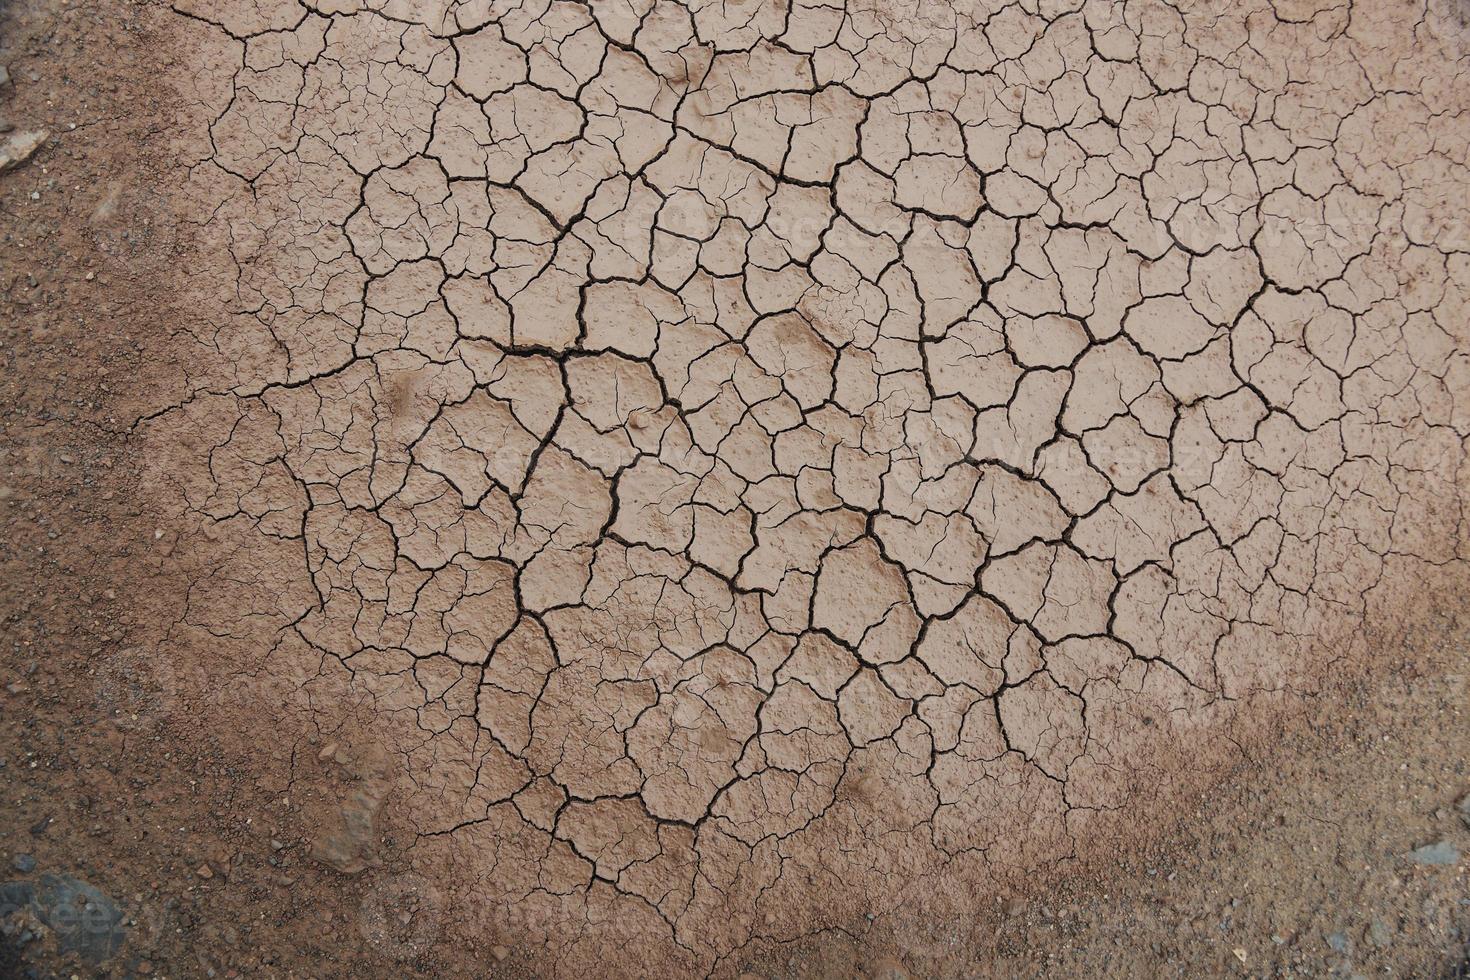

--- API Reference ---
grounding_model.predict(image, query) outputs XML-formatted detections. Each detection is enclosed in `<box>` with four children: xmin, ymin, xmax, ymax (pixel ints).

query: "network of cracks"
<box><xmin>145</xmin><ymin>0</ymin><xmax>1470</xmax><ymax>971</ymax></box>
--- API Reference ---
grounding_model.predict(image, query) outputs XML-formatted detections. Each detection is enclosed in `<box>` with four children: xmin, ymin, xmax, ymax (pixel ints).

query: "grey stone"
<box><xmin>1407</xmin><ymin>840</ymin><xmax>1460</xmax><ymax>866</ymax></box>
<box><xmin>0</xmin><ymin>874</ymin><xmax>125</xmax><ymax>962</ymax></box>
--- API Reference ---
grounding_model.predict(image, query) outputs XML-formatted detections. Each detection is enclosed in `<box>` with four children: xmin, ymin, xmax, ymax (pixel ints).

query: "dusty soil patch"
<box><xmin>1</xmin><ymin>0</ymin><xmax>1468</xmax><ymax>976</ymax></box>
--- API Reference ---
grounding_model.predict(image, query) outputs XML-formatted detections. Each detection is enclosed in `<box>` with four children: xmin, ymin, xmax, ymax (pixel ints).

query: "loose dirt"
<box><xmin>1</xmin><ymin>0</ymin><xmax>1468</xmax><ymax>976</ymax></box>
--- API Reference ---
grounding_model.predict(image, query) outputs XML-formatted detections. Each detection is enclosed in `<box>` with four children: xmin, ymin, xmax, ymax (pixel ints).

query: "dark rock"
<box><xmin>0</xmin><ymin>874</ymin><xmax>125</xmax><ymax>963</ymax></box>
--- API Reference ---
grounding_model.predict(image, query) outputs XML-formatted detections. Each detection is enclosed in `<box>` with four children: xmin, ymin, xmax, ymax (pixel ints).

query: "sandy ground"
<box><xmin>1</xmin><ymin>0</ymin><xmax>1469</xmax><ymax>976</ymax></box>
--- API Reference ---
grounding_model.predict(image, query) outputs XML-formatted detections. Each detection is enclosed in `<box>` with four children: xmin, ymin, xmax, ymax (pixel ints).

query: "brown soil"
<box><xmin>1</xmin><ymin>0</ymin><xmax>1468</xmax><ymax>977</ymax></box>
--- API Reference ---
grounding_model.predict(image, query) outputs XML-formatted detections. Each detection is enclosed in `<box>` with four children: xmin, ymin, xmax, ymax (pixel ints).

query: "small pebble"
<box><xmin>1408</xmin><ymin>840</ymin><xmax>1460</xmax><ymax>866</ymax></box>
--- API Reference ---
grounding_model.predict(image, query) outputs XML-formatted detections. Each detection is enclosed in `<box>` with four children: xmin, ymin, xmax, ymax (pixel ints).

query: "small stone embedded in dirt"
<box><xmin>0</xmin><ymin>129</ymin><xmax>47</xmax><ymax>174</ymax></box>
<box><xmin>196</xmin><ymin>863</ymin><xmax>213</xmax><ymax>879</ymax></box>
<box><xmin>491</xmin><ymin>945</ymin><xmax>509</xmax><ymax>962</ymax></box>
<box><xmin>28</xmin><ymin>815</ymin><xmax>51</xmax><ymax>836</ymax></box>
<box><xmin>866</xmin><ymin>956</ymin><xmax>912</xmax><ymax>980</ymax></box>
<box><xmin>310</xmin><ymin>785</ymin><xmax>386</xmax><ymax>874</ymax></box>
<box><xmin>11</xmin><ymin>854</ymin><xmax>36</xmax><ymax>873</ymax></box>
<box><xmin>1457</xmin><ymin>792</ymin><xmax>1470</xmax><ymax>829</ymax></box>
<box><xmin>1326</xmin><ymin>931</ymin><xmax>1350</xmax><ymax>953</ymax></box>
<box><xmin>1406</xmin><ymin>840</ymin><xmax>1459</xmax><ymax>866</ymax></box>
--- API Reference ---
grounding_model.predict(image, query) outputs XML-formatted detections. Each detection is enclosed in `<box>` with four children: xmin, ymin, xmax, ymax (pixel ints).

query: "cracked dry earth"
<box><xmin>7</xmin><ymin>0</ymin><xmax>1470</xmax><ymax>975</ymax></box>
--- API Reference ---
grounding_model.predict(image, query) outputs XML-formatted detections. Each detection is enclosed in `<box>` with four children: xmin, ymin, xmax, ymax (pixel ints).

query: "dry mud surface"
<box><xmin>3</xmin><ymin>0</ymin><xmax>1470</xmax><ymax>976</ymax></box>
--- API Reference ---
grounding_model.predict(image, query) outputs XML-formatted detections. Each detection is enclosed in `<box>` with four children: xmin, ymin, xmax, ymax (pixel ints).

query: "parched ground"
<box><xmin>2</xmin><ymin>0</ymin><xmax>1470</xmax><ymax>976</ymax></box>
